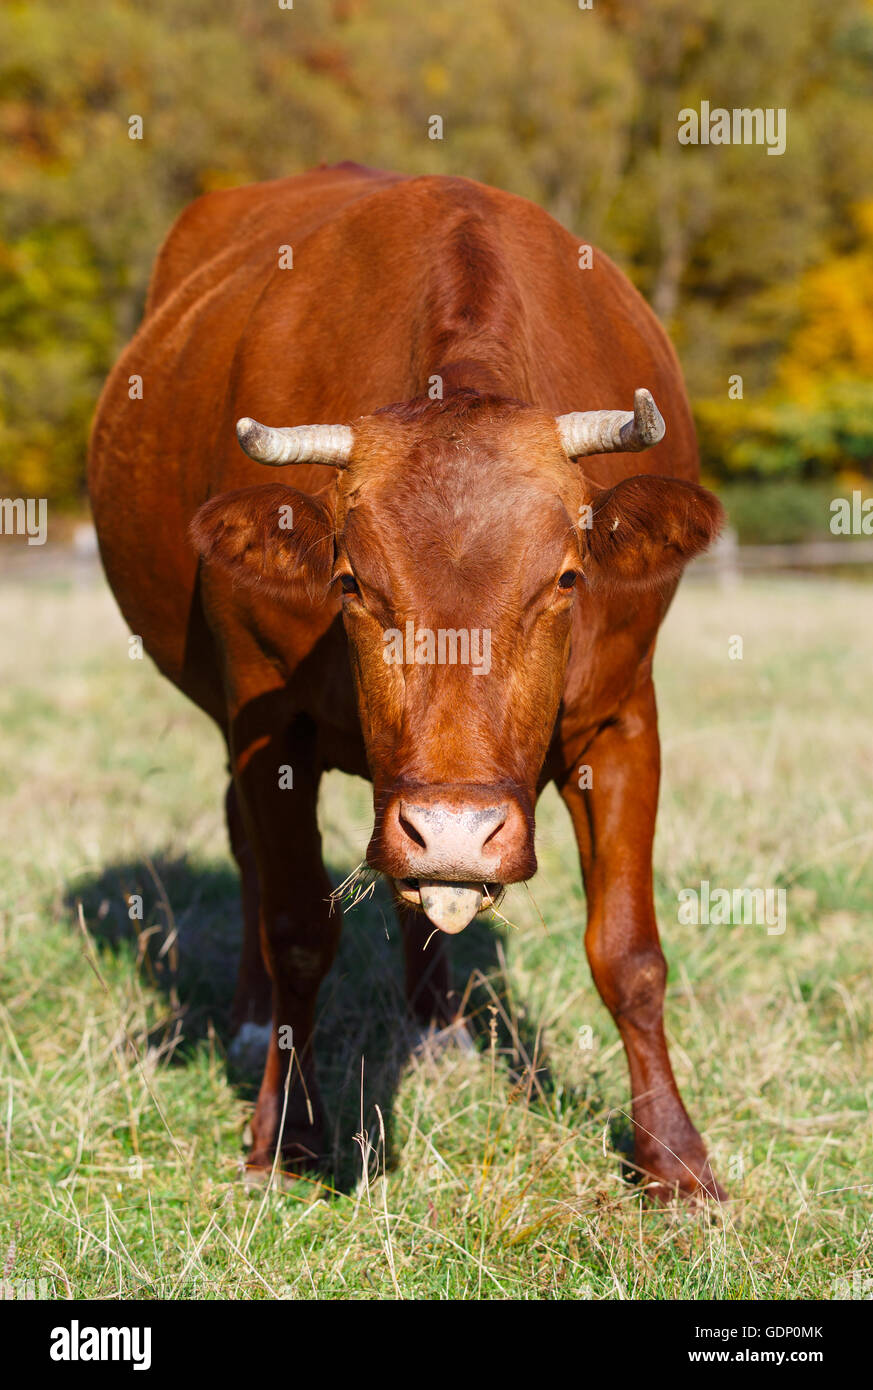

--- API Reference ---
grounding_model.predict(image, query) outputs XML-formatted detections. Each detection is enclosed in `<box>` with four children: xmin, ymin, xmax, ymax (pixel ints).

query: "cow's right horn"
<box><xmin>236</xmin><ymin>417</ymin><xmax>354</xmax><ymax>467</ymax></box>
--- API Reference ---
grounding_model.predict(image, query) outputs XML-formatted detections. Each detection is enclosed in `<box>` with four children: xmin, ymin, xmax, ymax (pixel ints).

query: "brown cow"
<box><xmin>88</xmin><ymin>162</ymin><xmax>725</xmax><ymax>1200</ymax></box>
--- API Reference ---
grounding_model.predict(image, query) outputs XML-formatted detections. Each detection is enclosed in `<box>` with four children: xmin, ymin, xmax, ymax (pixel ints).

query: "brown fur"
<box><xmin>89</xmin><ymin>164</ymin><xmax>725</xmax><ymax>1199</ymax></box>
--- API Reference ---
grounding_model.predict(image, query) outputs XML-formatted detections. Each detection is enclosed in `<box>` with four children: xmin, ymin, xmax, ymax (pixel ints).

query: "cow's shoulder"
<box><xmin>144</xmin><ymin>164</ymin><xmax>405</xmax><ymax>316</ymax></box>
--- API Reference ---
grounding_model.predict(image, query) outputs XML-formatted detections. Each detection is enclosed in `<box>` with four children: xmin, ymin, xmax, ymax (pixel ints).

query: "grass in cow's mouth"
<box><xmin>328</xmin><ymin>861</ymin><xmax>380</xmax><ymax>914</ymax></box>
<box><xmin>1</xmin><ymin>568</ymin><xmax>871</xmax><ymax>1300</ymax></box>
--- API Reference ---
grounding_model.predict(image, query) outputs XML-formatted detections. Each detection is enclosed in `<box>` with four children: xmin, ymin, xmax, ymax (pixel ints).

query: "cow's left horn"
<box><xmin>236</xmin><ymin>417</ymin><xmax>354</xmax><ymax>467</ymax></box>
<box><xmin>556</xmin><ymin>388</ymin><xmax>666</xmax><ymax>458</ymax></box>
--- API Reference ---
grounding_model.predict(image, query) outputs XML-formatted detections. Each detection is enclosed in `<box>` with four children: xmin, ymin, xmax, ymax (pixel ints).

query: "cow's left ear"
<box><xmin>580</xmin><ymin>475</ymin><xmax>724</xmax><ymax>591</ymax></box>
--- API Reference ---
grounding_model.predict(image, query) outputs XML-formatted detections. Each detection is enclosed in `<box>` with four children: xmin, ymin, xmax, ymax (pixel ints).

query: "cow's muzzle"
<box><xmin>369</xmin><ymin>784</ymin><xmax>536</xmax><ymax>933</ymax></box>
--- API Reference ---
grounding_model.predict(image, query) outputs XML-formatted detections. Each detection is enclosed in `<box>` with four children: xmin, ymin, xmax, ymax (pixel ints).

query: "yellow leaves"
<box><xmin>854</xmin><ymin>200</ymin><xmax>873</xmax><ymax>241</ymax></box>
<box><xmin>421</xmin><ymin>62</ymin><xmax>449</xmax><ymax>96</ymax></box>
<box><xmin>14</xmin><ymin>446</ymin><xmax>52</xmax><ymax>498</ymax></box>
<box><xmin>778</xmin><ymin>200</ymin><xmax>873</xmax><ymax>398</ymax></box>
<box><xmin>198</xmin><ymin>168</ymin><xmax>252</xmax><ymax>194</ymax></box>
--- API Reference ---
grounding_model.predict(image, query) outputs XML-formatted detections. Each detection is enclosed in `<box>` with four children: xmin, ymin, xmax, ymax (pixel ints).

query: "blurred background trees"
<box><xmin>1</xmin><ymin>0</ymin><xmax>872</xmax><ymax>532</ymax></box>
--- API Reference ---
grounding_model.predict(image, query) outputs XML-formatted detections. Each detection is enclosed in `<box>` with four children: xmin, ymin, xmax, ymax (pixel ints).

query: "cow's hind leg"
<box><xmin>559</xmin><ymin>679</ymin><xmax>725</xmax><ymax>1202</ymax></box>
<box><xmin>230</xmin><ymin>709</ymin><xmax>341</xmax><ymax>1173</ymax></box>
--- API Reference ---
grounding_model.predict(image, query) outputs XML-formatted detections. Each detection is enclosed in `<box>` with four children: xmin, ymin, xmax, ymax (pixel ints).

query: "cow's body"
<box><xmin>89</xmin><ymin>163</ymin><xmax>723</xmax><ymax>1199</ymax></box>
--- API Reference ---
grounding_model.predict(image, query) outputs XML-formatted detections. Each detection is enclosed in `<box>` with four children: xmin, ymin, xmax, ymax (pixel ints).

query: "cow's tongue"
<box><xmin>418</xmin><ymin>881</ymin><xmax>484</xmax><ymax>934</ymax></box>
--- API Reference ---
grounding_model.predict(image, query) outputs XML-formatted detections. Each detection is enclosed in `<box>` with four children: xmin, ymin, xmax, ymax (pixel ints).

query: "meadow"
<box><xmin>1</xmin><ymin>563</ymin><xmax>871</xmax><ymax>1300</ymax></box>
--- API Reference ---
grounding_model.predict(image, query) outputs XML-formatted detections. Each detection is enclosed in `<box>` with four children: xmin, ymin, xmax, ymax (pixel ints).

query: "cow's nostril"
<box><xmin>481</xmin><ymin>815</ymin><xmax>507</xmax><ymax>848</ymax></box>
<box><xmin>398</xmin><ymin>812</ymin><xmax>427</xmax><ymax>850</ymax></box>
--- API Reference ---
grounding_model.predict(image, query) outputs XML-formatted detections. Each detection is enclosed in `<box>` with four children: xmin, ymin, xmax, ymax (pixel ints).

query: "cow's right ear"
<box><xmin>190</xmin><ymin>484</ymin><xmax>335</xmax><ymax>602</ymax></box>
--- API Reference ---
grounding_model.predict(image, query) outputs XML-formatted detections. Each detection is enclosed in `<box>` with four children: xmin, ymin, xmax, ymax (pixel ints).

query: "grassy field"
<box><xmin>1</xmin><ymin>563</ymin><xmax>871</xmax><ymax>1301</ymax></box>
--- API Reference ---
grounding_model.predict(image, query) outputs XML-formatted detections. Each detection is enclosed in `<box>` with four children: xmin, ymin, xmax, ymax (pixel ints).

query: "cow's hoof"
<box><xmin>242</xmin><ymin>1158</ymin><xmax>326</xmax><ymax>1194</ymax></box>
<box><xmin>227</xmin><ymin>1020</ymin><xmax>272</xmax><ymax>1074</ymax></box>
<box><xmin>639</xmin><ymin>1159</ymin><xmax>727</xmax><ymax>1206</ymax></box>
<box><xmin>244</xmin><ymin>1137</ymin><xmax>324</xmax><ymax>1184</ymax></box>
<box><xmin>411</xmin><ymin>1017</ymin><xmax>477</xmax><ymax>1058</ymax></box>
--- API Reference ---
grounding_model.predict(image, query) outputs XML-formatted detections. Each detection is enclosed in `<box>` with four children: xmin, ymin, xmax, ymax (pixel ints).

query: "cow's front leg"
<box><xmin>398</xmin><ymin>903</ymin><xmax>453</xmax><ymax>1027</ymax></box>
<box><xmin>231</xmin><ymin>713</ymin><xmax>341</xmax><ymax>1173</ymax></box>
<box><xmin>559</xmin><ymin>680</ymin><xmax>724</xmax><ymax>1202</ymax></box>
<box><xmin>225</xmin><ymin>778</ymin><xmax>272</xmax><ymax>1045</ymax></box>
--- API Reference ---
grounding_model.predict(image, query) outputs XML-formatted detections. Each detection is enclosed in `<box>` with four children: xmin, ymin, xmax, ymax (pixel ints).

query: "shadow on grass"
<box><xmin>63</xmin><ymin>852</ymin><xmax>559</xmax><ymax>1191</ymax></box>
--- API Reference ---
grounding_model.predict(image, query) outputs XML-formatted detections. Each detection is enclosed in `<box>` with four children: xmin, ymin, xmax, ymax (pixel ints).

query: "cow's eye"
<box><xmin>557</xmin><ymin>570</ymin><xmax>577</xmax><ymax>592</ymax></box>
<box><xmin>339</xmin><ymin>573</ymin><xmax>360</xmax><ymax>596</ymax></box>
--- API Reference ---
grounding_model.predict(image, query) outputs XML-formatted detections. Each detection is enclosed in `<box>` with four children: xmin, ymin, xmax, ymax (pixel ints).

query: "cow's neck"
<box><xmin>417</xmin><ymin>214</ymin><xmax>532</xmax><ymax>401</ymax></box>
<box><xmin>426</xmin><ymin>350</ymin><xmax>532</xmax><ymax>402</ymax></box>
<box><xmin>434</xmin><ymin>357</ymin><xmax>510</xmax><ymax>396</ymax></box>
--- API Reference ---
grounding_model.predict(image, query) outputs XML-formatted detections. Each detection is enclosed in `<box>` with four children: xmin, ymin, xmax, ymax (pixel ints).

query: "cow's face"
<box><xmin>193</xmin><ymin>391</ymin><xmax>722</xmax><ymax>933</ymax></box>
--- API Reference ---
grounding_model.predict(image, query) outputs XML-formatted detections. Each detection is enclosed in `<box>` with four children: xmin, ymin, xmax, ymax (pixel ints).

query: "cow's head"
<box><xmin>192</xmin><ymin>389</ymin><xmax>722</xmax><ymax>933</ymax></box>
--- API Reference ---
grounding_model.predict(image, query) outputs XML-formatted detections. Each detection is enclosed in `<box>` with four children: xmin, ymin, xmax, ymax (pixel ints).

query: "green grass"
<box><xmin>1</xmin><ymin>568</ymin><xmax>871</xmax><ymax>1300</ymax></box>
